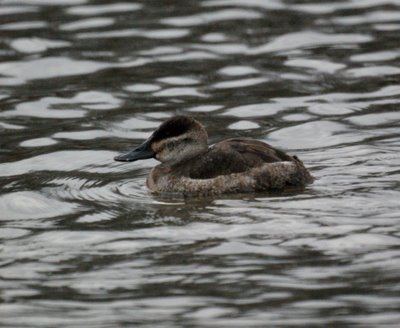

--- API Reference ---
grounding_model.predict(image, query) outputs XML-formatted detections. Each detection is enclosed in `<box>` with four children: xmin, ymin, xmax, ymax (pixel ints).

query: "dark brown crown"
<box><xmin>151</xmin><ymin>116</ymin><xmax>197</xmax><ymax>142</ymax></box>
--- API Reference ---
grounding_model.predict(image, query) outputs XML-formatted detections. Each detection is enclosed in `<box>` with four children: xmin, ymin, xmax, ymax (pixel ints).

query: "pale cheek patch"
<box><xmin>151</xmin><ymin>140</ymin><xmax>163</xmax><ymax>153</ymax></box>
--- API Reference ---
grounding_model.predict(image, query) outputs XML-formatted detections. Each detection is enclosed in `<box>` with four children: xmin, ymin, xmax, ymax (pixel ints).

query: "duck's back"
<box><xmin>179</xmin><ymin>138</ymin><xmax>299</xmax><ymax>179</ymax></box>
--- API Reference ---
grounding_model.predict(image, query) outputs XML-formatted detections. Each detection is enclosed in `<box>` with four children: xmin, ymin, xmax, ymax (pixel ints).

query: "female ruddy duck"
<box><xmin>114</xmin><ymin>116</ymin><xmax>313</xmax><ymax>195</ymax></box>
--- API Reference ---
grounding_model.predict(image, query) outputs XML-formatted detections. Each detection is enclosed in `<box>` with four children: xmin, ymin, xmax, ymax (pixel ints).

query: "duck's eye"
<box><xmin>182</xmin><ymin>137</ymin><xmax>191</xmax><ymax>143</ymax></box>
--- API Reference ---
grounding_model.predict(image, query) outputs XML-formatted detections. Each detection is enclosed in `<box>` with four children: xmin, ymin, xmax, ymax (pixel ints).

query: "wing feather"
<box><xmin>184</xmin><ymin>138</ymin><xmax>296</xmax><ymax>179</ymax></box>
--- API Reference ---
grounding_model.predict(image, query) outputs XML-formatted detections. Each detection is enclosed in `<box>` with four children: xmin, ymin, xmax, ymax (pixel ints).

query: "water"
<box><xmin>1</xmin><ymin>0</ymin><xmax>400</xmax><ymax>327</ymax></box>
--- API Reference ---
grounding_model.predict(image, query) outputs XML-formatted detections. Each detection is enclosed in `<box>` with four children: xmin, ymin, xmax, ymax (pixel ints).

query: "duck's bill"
<box><xmin>114</xmin><ymin>140</ymin><xmax>155</xmax><ymax>162</ymax></box>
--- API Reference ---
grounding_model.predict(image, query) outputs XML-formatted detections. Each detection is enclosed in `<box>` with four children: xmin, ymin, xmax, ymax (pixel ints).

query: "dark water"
<box><xmin>1</xmin><ymin>0</ymin><xmax>400</xmax><ymax>327</ymax></box>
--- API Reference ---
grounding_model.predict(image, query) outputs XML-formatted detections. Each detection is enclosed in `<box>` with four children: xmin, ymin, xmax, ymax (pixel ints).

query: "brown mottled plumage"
<box><xmin>114</xmin><ymin>116</ymin><xmax>313</xmax><ymax>195</ymax></box>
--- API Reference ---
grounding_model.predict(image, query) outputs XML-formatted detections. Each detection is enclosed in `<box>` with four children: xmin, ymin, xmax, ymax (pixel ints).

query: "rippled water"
<box><xmin>1</xmin><ymin>0</ymin><xmax>400</xmax><ymax>327</ymax></box>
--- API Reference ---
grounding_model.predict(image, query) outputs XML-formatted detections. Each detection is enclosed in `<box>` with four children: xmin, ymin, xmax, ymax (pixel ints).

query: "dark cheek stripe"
<box><xmin>151</xmin><ymin>117</ymin><xmax>193</xmax><ymax>142</ymax></box>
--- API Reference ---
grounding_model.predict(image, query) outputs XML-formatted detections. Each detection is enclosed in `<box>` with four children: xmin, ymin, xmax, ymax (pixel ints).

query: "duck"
<box><xmin>114</xmin><ymin>115</ymin><xmax>313</xmax><ymax>195</ymax></box>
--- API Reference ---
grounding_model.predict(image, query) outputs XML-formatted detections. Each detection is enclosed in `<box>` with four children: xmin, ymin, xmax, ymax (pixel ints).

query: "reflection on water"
<box><xmin>1</xmin><ymin>0</ymin><xmax>400</xmax><ymax>327</ymax></box>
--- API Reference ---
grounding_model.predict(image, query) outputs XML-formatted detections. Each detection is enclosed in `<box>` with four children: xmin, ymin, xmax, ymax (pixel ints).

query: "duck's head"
<box><xmin>114</xmin><ymin>115</ymin><xmax>208</xmax><ymax>165</ymax></box>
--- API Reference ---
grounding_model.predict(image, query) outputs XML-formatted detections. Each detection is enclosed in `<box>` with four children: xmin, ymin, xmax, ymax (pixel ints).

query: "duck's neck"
<box><xmin>169</xmin><ymin>145</ymin><xmax>208</xmax><ymax>167</ymax></box>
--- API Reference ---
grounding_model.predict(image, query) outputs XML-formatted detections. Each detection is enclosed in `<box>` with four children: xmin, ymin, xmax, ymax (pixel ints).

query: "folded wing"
<box><xmin>186</xmin><ymin>138</ymin><xmax>297</xmax><ymax>179</ymax></box>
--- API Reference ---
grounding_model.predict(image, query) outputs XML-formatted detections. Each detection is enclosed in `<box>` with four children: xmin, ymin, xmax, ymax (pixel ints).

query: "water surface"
<box><xmin>1</xmin><ymin>0</ymin><xmax>400</xmax><ymax>327</ymax></box>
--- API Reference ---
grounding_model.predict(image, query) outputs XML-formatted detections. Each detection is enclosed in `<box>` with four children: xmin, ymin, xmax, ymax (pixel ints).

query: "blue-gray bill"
<box><xmin>114</xmin><ymin>139</ymin><xmax>155</xmax><ymax>162</ymax></box>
